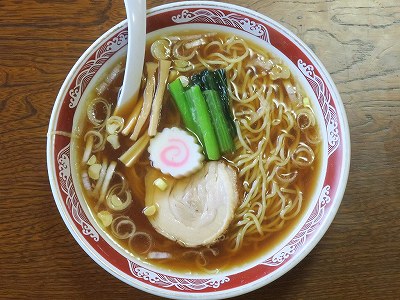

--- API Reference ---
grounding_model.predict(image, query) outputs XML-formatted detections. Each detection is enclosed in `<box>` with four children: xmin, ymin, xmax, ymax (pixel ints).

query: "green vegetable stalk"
<box><xmin>185</xmin><ymin>85</ymin><xmax>220</xmax><ymax>160</ymax></box>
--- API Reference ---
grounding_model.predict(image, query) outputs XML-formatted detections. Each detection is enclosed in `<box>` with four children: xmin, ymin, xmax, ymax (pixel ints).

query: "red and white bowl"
<box><xmin>47</xmin><ymin>1</ymin><xmax>350</xmax><ymax>299</ymax></box>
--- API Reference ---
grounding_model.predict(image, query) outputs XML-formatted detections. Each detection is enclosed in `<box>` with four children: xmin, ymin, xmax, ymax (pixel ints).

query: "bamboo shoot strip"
<box><xmin>121</xmin><ymin>96</ymin><xmax>144</xmax><ymax>136</ymax></box>
<box><xmin>119</xmin><ymin>134</ymin><xmax>151</xmax><ymax>167</ymax></box>
<box><xmin>185</xmin><ymin>85</ymin><xmax>220</xmax><ymax>160</ymax></box>
<box><xmin>148</xmin><ymin>60</ymin><xmax>172</xmax><ymax>137</ymax></box>
<box><xmin>130</xmin><ymin>62</ymin><xmax>158</xmax><ymax>141</ymax></box>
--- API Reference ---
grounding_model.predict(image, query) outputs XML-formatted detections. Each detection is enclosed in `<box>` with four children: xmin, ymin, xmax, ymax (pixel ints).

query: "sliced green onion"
<box><xmin>154</xmin><ymin>178</ymin><xmax>168</xmax><ymax>191</ymax></box>
<box><xmin>303</xmin><ymin>97</ymin><xmax>311</xmax><ymax>107</ymax></box>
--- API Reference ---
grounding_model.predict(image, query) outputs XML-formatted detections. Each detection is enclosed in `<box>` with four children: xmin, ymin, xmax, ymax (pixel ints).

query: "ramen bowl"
<box><xmin>47</xmin><ymin>1</ymin><xmax>350</xmax><ymax>299</ymax></box>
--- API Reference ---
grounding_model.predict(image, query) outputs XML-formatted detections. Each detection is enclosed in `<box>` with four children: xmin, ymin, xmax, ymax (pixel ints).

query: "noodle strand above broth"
<box><xmin>74</xmin><ymin>31</ymin><xmax>321</xmax><ymax>273</ymax></box>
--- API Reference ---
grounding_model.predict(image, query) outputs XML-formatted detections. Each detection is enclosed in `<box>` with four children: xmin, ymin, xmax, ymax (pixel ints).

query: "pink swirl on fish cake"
<box><xmin>160</xmin><ymin>138</ymin><xmax>190</xmax><ymax>168</ymax></box>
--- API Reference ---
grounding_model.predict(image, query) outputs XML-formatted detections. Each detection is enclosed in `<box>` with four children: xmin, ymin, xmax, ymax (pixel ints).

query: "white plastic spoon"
<box><xmin>114</xmin><ymin>0</ymin><xmax>146</xmax><ymax>117</ymax></box>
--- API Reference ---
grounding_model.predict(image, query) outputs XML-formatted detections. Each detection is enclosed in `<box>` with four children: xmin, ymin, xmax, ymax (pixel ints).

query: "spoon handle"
<box><xmin>115</xmin><ymin>0</ymin><xmax>146</xmax><ymax>117</ymax></box>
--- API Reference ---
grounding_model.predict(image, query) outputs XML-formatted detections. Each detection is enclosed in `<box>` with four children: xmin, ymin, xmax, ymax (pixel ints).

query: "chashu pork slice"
<box><xmin>144</xmin><ymin>161</ymin><xmax>239</xmax><ymax>247</ymax></box>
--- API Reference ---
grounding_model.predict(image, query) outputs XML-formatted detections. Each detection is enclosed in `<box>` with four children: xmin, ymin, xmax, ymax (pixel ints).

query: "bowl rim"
<box><xmin>47</xmin><ymin>1</ymin><xmax>351</xmax><ymax>299</ymax></box>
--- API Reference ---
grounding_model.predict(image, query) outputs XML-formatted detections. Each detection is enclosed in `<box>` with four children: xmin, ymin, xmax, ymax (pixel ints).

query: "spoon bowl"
<box><xmin>114</xmin><ymin>0</ymin><xmax>146</xmax><ymax>116</ymax></box>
